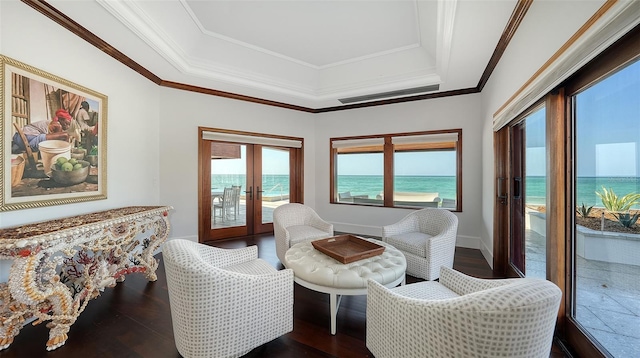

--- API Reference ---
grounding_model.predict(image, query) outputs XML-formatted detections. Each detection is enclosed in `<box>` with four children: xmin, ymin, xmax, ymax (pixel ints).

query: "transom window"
<box><xmin>330</xmin><ymin>129</ymin><xmax>462</xmax><ymax>211</ymax></box>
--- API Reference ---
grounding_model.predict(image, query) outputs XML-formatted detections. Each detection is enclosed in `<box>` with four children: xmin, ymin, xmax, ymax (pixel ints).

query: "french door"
<box><xmin>198</xmin><ymin>128</ymin><xmax>303</xmax><ymax>241</ymax></box>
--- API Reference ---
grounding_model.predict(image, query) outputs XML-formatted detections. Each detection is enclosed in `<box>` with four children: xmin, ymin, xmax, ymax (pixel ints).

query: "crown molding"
<box><xmin>22</xmin><ymin>0</ymin><xmax>530</xmax><ymax>113</ymax></box>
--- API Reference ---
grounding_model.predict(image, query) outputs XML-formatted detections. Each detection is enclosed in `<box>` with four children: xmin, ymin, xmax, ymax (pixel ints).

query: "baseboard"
<box><xmin>455</xmin><ymin>235</ymin><xmax>480</xmax><ymax>249</ymax></box>
<box><xmin>333</xmin><ymin>222</ymin><xmax>383</xmax><ymax>238</ymax></box>
<box><xmin>480</xmin><ymin>239</ymin><xmax>494</xmax><ymax>269</ymax></box>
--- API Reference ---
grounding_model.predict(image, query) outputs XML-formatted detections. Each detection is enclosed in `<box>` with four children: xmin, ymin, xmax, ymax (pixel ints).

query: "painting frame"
<box><xmin>1</xmin><ymin>55</ymin><xmax>107</xmax><ymax>211</ymax></box>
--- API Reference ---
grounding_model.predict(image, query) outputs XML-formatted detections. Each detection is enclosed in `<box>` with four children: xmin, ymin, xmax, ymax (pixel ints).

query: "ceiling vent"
<box><xmin>338</xmin><ymin>84</ymin><xmax>440</xmax><ymax>104</ymax></box>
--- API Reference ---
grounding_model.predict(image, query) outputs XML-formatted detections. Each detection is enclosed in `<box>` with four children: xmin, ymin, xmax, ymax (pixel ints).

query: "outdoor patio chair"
<box><xmin>273</xmin><ymin>203</ymin><xmax>334</xmax><ymax>264</ymax></box>
<box><xmin>162</xmin><ymin>239</ymin><xmax>294</xmax><ymax>358</ymax></box>
<box><xmin>366</xmin><ymin>266</ymin><xmax>562</xmax><ymax>358</ymax></box>
<box><xmin>213</xmin><ymin>187</ymin><xmax>234</xmax><ymax>223</ymax></box>
<box><xmin>382</xmin><ymin>208</ymin><xmax>458</xmax><ymax>280</ymax></box>
<box><xmin>231</xmin><ymin>185</ymin><xmax>242</xmax><ymax>217</ymax></box>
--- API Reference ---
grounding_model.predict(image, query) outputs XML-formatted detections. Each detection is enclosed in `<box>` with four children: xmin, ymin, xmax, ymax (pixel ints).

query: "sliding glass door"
<box><xmin>495</xmin><ymin>27</ymin><xmax>640</xmax><ymax>357</ymax></box>
<box><xmin>497</xmin><ymin>105</ymin><xmax>548</xmax><ymax>279</ymax></box>
<box><xmin>569</xmin><ymin>58</ymin><xmax>640</xmax><ymax>358</ymax></box>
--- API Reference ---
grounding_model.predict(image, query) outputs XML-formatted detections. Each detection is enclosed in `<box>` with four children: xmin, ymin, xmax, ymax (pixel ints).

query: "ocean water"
<box><xmin>212</xmin><ymin>174</ymin><xmax>458</xmax><ymax>200</ymax></box>
<box><xmin>213</xmin><ymin>174</ymin><xmax>640</xmax><ymax>207</ymax></box>
<box><xmin>337</xmin><ymin>175</ymin><xmax>457</xmax><ymax>200</ymax></box>
<box><xmin>527</xmin><ymin>176</ymin><xmax>640</xmax><ymax>208</ymax></box>
<box><xmin>211</xmin><ymin>174</ymin><xmax>290</xmax><ymax>198</ymax></box>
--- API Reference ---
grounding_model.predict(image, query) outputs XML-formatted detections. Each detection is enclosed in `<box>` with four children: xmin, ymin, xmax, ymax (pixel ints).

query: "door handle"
<box><xmin>257</xmin><ymin>186</ymin><xmax>265</xmax><ymax>200</ymax></box>
<box><xmin>513</xmin><ymin>177</ymin><xmax>522</xmax><ymax>199</ymax></box>
<box><xmin>245</xmin><ymin>186</ymin><xmax>253</xmax><ymax>200</ymax></box>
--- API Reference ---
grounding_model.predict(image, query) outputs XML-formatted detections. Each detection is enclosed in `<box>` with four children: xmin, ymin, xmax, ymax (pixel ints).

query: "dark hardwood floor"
<box><xmin>2</xmin><ymin>234</ymin><xmax>568</xmax><ymax>357</ymax></box>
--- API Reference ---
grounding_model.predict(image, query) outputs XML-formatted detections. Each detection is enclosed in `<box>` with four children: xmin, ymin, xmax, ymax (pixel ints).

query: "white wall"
<box><xmin>479</xmin><ymin>0</ymin><xmax>606</xmax><ymax>266</ymax></box>
<box><xmin>314</xmin><ymin>94</ymin><xmax>484</xmax><ymax>249</ymax></box>
<box><xmin>158</xmin><ymin>88</ymin><xmax>315</xmax><ymax>240</ymax></box>
<box><xmin>0</xmin><ymin>1</ymin><xmax>161</xmax><ymax>279</ymax></box>
<box><xmin>0</xmin><ymin>1</ymin><xmax>162</xmax><ymax>224</ymax></box>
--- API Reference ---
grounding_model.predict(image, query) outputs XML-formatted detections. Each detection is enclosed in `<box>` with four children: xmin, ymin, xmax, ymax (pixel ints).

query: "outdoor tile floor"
<box><xmin>527</xmin><ymin>229</ymin><xmax>640</xmax><ymax>357</ymax></box>
<box><xmin>211</xmin><ymin>199</ymin><xmax>279</xmax><ymax>229</ymax></box>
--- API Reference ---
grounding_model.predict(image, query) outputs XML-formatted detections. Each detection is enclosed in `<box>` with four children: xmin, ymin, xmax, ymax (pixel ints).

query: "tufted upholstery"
<box><xmin>367</xmin><ymin>266</ymin><xmax>562</xmax><ymax>358</ymax></box>
<box><xmin>162</xmin><ymin>239</ymin><xmax>294</xmax><ymax>358</ymax></box>
<box><xmin>273</xmin><ymin>203</ymin><xmax>334</xmax><ymax>264</ymax></box>
<box><xmin>284</xmin><ymin>238</ymin><xmax>406</xmax><ymax>288</ymax></box>
<box><xmin>382</xmin><ymin>208</ymin><xmax>458</xmax><ymax>280</ymax></box>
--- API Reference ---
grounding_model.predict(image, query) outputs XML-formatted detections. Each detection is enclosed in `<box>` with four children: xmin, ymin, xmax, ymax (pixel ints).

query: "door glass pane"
<box><xmin>574</xmin><ymin>59</ymin><xmax>640</xmax><ymax>357</ymax></box>
<box><xmin>524</xmin><ymin>108</ymin><xmax>547</xmax><ymax>279</ymax></box>
<box><xmin>261</xmin><ymin>147</ymin><xmax>290</xmax><ymax>224</ymax></box>
<box><xmin>211</xmin><ymin>143</ymin><xmax>246</xmax><ymax>229</ymax></box>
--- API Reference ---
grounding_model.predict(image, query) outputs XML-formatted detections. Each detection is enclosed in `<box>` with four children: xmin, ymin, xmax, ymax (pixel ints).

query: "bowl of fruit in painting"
<box><xmin>51</xmin><ymin>157</ymin><xmax>89</xmax><ymax>185</ymax></box>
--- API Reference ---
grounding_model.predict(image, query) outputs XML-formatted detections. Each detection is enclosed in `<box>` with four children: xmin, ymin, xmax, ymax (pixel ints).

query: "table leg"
<box><xmin>330</xmin><ymin>293</ymin><xmax>343</xmax><ymax>335</ymax></box>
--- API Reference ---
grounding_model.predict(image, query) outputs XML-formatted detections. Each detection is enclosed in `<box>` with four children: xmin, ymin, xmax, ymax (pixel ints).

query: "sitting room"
<box><xmin>1</xmin><ymin>1</ymin><xmax>638</xmax><ymax>357</ymax></box>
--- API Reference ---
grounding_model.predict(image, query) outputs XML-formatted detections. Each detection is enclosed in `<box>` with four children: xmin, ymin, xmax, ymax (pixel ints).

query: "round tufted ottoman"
<box><xmin>284</xmin><ymin>237</ymin><xmax>406</xmax><ymax>334</ymax></box>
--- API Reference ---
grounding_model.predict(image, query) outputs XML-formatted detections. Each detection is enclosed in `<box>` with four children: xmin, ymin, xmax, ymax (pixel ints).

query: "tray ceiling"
<box><xmin>46</xmin><ymin>0</ymin><xmax>518</xmax><ymax>109</ymax></box>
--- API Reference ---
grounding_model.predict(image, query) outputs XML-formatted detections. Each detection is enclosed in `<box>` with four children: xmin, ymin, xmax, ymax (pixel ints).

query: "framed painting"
<box><xmin>1</xmin><ymin>55</ymin><xmax>107</xmax><ymax>211</ymax></box>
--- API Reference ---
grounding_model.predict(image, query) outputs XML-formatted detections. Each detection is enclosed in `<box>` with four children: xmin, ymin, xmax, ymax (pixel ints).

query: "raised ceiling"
<box><xmin>45</xmin><ymin>0</ymin><xmax>519</xmax><ymax>110</ymax></box>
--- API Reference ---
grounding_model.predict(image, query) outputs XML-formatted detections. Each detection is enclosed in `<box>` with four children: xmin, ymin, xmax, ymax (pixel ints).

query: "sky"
<box><xmin>526</xmin><ymin>59</ymin><xmax>639</xmax><ymax>177</ymax></box>
<box><xmin>337</xmin><ymin>151</ymin><xmax>457</xmax><ymax>176</ymax></box>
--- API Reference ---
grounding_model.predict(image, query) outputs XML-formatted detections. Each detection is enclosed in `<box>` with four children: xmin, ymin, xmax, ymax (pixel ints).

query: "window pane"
<box><xmin>393</xmin><ymin>150</ymin><xmax>457</xmax><ymax>208</ymax></box>
<box><xmin>336</xmin><ymin>152</ymin><xmax>383</xmax><ymax>205</ymax></box>
<box><xmin>574</xmin><ymin>59</ymin><xmax>640</xmax><ymax>357</ymax></box>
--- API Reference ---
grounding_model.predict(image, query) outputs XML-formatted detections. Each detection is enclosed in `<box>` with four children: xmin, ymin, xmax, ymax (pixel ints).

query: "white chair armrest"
<box><xmin>423</xmin><ymin>231</ymin><xmax>457</xmax><ymax>276</ymax></box>
<box><xmin>305</xmin><ymin>209</ymin><xmax>333</xmax><ymax>234</ymax></box>
<box><xmin>439</xmin><ymin>266</ymin><xmax>520</xmax><ymax>295</ymax></box>
<box><xmin>309</xmin><ymin>215</ymin><xmax>333</xmax><ymax>234</ymax></box>
<box><xmin>367</xmin><ymin>279</ymin><xmax>444</xmax><ymax>357</ymax></box>
<box><xmin>274</xmin><ymin>221</ymin><xmax>292</xmax><ymax>263</ymax></box>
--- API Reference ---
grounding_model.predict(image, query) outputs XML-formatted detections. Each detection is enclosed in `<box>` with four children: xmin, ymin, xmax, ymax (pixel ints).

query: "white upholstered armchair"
<box><xmin>273</xmin><ymin>203</ymin><xmax>334</xmax><ymax>264</ymax></box>
<box><xmin>367</xmin><ymin>267</ymin><xmax>562</xmax><ymax>358</ymax></box>
<box><xmin>162</xmin><ymin>239</ymin><xmax>293</xmax><ymax>358</ymax></box>
<box><xmin>382</xmin><ymin>208</ymin><xmax>458</xmax><ymax>280</ymax></box>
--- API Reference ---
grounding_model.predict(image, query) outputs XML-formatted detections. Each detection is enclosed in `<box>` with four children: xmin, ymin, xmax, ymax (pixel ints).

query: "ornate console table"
<box><xmin>0</xmin><ymin>205</ymin><xmax>172</xmax><ymax>351</ymax></box>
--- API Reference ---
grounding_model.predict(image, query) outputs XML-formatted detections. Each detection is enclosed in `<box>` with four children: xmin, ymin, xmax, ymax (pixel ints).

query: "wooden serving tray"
<box><xmin>311</xmin><ymin>234</ymin><xmax>385</xmax><ymax>264</ymax></box>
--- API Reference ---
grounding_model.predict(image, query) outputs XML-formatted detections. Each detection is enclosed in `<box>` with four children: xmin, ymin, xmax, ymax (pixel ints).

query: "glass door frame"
<box><xmin>494</xmin><ymin>26</ymin><xmax>640</xmax><ymax>357</ymax></box>
<box><xmin>198</xmin><ymin>127</ymin><xmax>304</xmax><ymax>242</ymax></box>
<box><xmin>495</xmin><ymin>100</ymin><xmax>548</xmax><ymax>279</ymax></box>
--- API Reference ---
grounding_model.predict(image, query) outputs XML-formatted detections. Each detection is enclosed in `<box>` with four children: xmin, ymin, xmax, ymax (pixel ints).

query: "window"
<box><xmin>330</xmin><ymin>129</ymin><xmax>462</xmax><ymax>211</ymax></box>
